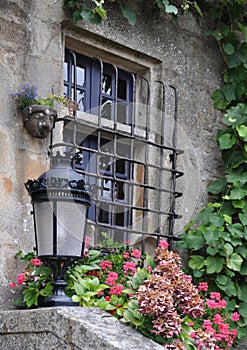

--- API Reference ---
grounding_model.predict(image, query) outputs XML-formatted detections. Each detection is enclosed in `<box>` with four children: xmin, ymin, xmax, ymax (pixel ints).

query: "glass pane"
<box><xmin>77</xmin><ymin>90</ymin><xmax>85</xmax><ymax>111</ymax></box>
<box><xmin>115</xmin><ymin>181</ymin><xmax>126</xmax><ymax>200</ymax></box>
<box><xmin>57</xmin><ymin>201</ymin><xmax>87</xmax><ymax>257</ymax></box>
<box><xmin>118</xmin><ymin>78</ymin><xmax>127</xmax><ymax>99</ymax></box>
<box><xmin>64</xmin><ymin>62</ymin><xmax>68</xmax><ymax>81</ymax></box>
<box><xmin>101</xmin><ymin>98</ymin><xmax>112</xmax><ymax>119</ymax></box>
<box><xmin>34</xmin><ymin>202</ymin><xmax>53</xmax><ymax>256</ymax></box>
<box><xmin>102</xmin><ymin>73</ymin><xmax>112</xmax><ymax>95</ymax></box>
<box><xmin>98</xmin><ymin>204</ymin><xmax>111</xmax><ymax>224</ymax></box>
<box><xmin>117</xmin><ymin>103</ymin><xmax>127</xmax><ymax>124</ymax></box>
<box><xmin>71</xmin><ymin>65</ymin><xmax>75</xmax><ymax>84</ymax></box>
<box><xmin>77</xmin><ymin>65</ymin><xmax>85</xmax><ymax>86</ymax></box>
<box><xmin>116</xmin><ymin>159</ymin><xmax>126</xmax><ymax>175</ymax></box>
<box><xmin>114</xmin><ymin>208</ymin><xmax>126</xmax><ymax>227</ymax></box>
<box><xmin>99</xmin><ymin>154</ymin><xmax>112</xmax><ymax>174</ymax></box>
<box><xmin>99</xmin><ymin>178</ymin><xmax>112</xmax><ymax>199</ymax></box>
<box><xmin>64</xmin><ymin>86</ymin><xmax>68</xmax><ymax>98</ymax></box>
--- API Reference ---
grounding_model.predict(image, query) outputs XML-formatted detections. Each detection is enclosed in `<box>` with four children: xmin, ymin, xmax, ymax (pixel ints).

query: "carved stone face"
<box><xmin>22</xmin><ymin>105</ymin><xmax>58</xmax><ymax>138</ymax></box>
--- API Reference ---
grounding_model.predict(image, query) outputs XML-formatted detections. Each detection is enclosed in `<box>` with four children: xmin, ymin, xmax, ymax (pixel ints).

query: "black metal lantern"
<box><xmin>25</xmin><ymin>152</ymin><xmax>90</xmax><ymax>306</ymax></box>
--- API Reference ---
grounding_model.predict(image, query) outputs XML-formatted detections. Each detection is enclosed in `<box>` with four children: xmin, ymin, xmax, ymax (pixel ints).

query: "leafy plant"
<box><xmin>12</xmin><ymin>85</ymin><xmax>78</xmax><ymax>117</ymax></box>
<box><xmin>177</xmin><ymin>0</ymin><xmax>247</xmax><ymax>340</ymax></box>
<box><xmin>10</xmin><ymin>241</ymin><xmax>240</xmax><ymax>349</ymax></box>
<box><xmin>63</xmin><ymin>0</ymin><xmax>202</xmax><ymax>26</ymax></box>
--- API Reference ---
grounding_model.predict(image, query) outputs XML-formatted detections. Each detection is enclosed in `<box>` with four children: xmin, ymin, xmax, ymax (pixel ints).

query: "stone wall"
<box><xmin>0</xmin><ymin>307</ymin><xmax>164</xmax><ymax>349</ymax></box>
<box><xmin>1</xmin><ymin>0</ymin><xmax>224</xmax><ymax>310</ymax></box>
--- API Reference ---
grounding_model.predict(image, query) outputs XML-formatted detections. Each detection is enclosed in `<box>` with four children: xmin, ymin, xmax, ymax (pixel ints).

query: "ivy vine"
<box><xmin>177</xmin><ymin>0</ymin><xmax>247</xmax><ymax>340</ymax></box>
<box><xmin>63</xmin><ymin>0</ymin><xmax>247</xmax><ymax>339</ymax></box>
<box><xmin>63</xmin><ymin>0</ymin><xmax>202</xmax><ymax>26</ymax></box>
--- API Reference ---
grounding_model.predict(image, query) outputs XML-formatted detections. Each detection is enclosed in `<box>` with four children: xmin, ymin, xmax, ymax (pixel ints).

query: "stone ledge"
<box><xmin>0</xmin><ymin>307</ymin><xmax>164</xmax><ymax>350</ymax></box>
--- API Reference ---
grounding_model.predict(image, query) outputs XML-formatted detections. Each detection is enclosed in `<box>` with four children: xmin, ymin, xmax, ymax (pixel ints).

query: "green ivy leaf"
<box><xmin>188</xmin><ymin>255</ymin><xmax>205</xmax><ymax>270</ymax></box>
<box><xmin>209</xmin><ymin>213</ymin><xmax>225</xmax><ymax>227</ymax></box>
<box><xmin>207</xmin><ymin>178</ymin><xmax>226</xmax><ymax>194</ymax></box>
<box><xmin>239</xmin><ymin>212</ymin><xmax>247</xmax><ymax>225</ymax></box>
<box><xmin>212</xmin><ymin>89</ymin><xmax>228</xmax><ymax>110</ymax></box>
<box><xmin>180</xmin><ymin>231</ymin><xmax>205</xmax><ymax>250</ymax></box>
<box><xmin>227</xmin><ymin>223</ymin><xmax>245</xmax><ymax>237</ymax></box>
<box><xmin>224</xmin><ymin>243</ymin><xmax>234</xmax><ymax>256</ymax></box>
<box><xmin>204</xmin><ymin>256</ymin><xmax>224</xmax><ymax>273</ymax></box>
<box><xmin>236</xmin><ymin>125</ymin><xmax>247</xmax><ymax>138</ymax></box>
<box><xmin>232</xmin><ymin>200</ymin><xmax>245</xmax><ymax>208</ymax></box>
<box><xmin>227</xmin><ymin>253</ymin><xmax>243</xmax><ymax>271</ymax></box>
<box><xmin>240</xmin><ymin>262</ymin><xmax>247</xmax><ymax>275</ymax></box>
<box><xmin>119</xmin><ymin>4</ymin><xmax>137</xmax><ymax>26</ymax></box>
<box><xmin>222</xmin><ymin>43</ymin><xmax>235</xmax><ymax>55</ymax></box>
<box><xmin>216</xmin><ymin>274</ymin><xmax>228</xmax><ymax>286</ymax></box>
<box><xmin>206</xmin><ymin>246</ymin><xmax>219</xmax><ymax>255</ymax></box>
<box><xmin>237</xmin><ymin>281</ymin><xmax>247</xmax><ymax>302</ymax></box>
<box><xmin>218</xmin><ymin>134</ymin><xmax>236</xmax><ymax>150</ymax></box>
<box><xmin>222</xmin><ymin>103</ymin><xmax>247</xmax><ymax>127</ymax></box>
<box><xmin>225</xmin><ymin>279</ymin><xmax>237</xmax><ymax>297</ymax></box>
<box><xmin>239</xmin><ymin>302</ymin><xmax>247</xmax><ymax>317</ymax></box>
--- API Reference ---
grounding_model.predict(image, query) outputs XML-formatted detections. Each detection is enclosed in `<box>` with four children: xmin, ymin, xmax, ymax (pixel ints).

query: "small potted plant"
<box><xmin>12</xmin><ymin>85</ymin><xmax>68</xmax><ymax>139</ymax></box>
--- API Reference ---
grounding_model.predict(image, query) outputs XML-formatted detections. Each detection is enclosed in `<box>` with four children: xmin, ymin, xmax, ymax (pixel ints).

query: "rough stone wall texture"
<box><xmin>1</xmin><ymin>0</ymin><xmax>224</xmax><ymax>310</ymax></box>
<box><xmin>0</xmin><ymin>307</ymin><xmax>164</xmax><ymax>349</ymax></box>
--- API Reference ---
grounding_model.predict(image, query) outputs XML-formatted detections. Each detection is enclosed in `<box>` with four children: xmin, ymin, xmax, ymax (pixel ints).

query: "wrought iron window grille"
<box><xmin>50</xmin><ymin>49</ymin><xmax>184</xmax><ymax>252</ymax></box>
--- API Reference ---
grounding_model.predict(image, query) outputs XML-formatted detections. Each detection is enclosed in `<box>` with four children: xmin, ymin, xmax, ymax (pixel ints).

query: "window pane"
<box><xmin>101</xmin><ymin>98</ymin><xmax>112</xmax><ymax>119</ymax></box>
<box><xmin>116</xmin><ymin>159</ymin><xmax>126</xmax><ymax>175</ymax></box>
<box><xmin>77</xmin><ymin>66</ymin><xmax>85</xmax><ymax>86</ymax></box>
<box><xmin>117</xmin><ymin>103</ymin><xmax>127</xmax><ymax>124</ymax></box>
<box><xmin>118</xmin><ymin>78</ymin><xmax>127</xmax><ymax>99</ymax></box>
<box><xmin>115</xmin><ymin>181</ymin><xmax>126</xmax><ymax>200</ymax></box>
<box><xmin>64</xmin><ymin>62</ymin><xmax>68</xmax><ymax>81</ymax></box>
<box><xmin>99</xmin><ymin>154</ymin><xmax>112</xmax><ymax>174</ymax></box>
<box><xmin>77</xmin><ymin>90</ymin><xmax>85</xmax><ymax>111</ymax></box>
<box><xmin>99</xmin><ymin>178</ymin><xmax>112</xmax><ymax>199</ymax></box>
<box><xmin>102</xmin><ymin>73</ymin><xmax>112</xmax><ymax>95</ymax></box>
<box><xmin>98</xmin><ymin>204</ymin><xmax>111</xmax><ymax>224</ymax></box>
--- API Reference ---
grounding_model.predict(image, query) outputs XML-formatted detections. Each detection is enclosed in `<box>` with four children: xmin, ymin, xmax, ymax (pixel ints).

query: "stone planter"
<box><xmin>22</xmin><ymin>105</ymin><xmax>58</xmax><ymax>138</ymax></box>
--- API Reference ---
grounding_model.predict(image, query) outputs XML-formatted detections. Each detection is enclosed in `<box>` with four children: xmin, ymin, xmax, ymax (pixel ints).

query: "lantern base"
<box><xmin>43</xmin><ymin>279</ymin><xmax>79</xmax><ymax>307</ymax></box>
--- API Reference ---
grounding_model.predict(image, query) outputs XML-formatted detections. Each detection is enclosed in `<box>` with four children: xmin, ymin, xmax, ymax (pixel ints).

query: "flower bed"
<box><xmin>10</xmin><ymin>239</ymin><xmax>239</xmax><ymax>349</ymax></box>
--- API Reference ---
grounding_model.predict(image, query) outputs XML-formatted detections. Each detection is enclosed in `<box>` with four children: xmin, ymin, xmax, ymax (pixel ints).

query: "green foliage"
<box><xmin>63</xmin><ymin>0</ymin><xmax>202</xmax><ymax>26</ymax></box>
<box><xmin>207</xmin><ymin>2</ymin><xmax>247</xmax><ymax>110</ymax></box>
<box><xmin>178</xmin><ymin>1</ymin><xmax>247</xmax><ymax>341</ymax></box>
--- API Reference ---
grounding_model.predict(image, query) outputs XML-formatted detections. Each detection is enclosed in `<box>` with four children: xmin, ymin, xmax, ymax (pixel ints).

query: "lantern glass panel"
<box><xmin>34</xmin><ymin>201</ymin><xmax>53</xmax><ymax>256</ymax></box>
<box><xmin>56</xmin><ymin>200</ymin><xmax>87</xmax><ymax>257</ymax></box>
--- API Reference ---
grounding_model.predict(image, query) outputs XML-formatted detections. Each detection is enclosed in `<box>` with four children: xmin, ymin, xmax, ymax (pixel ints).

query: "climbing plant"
<box><xmin>63</xmin><ymin>0</ymin><xmax>202</xmax><ymax>26</ymax></box>
<box><xmin>177</xmin><ymin>0</ymin><xmax>247</xmax><ymax>340</ymax></box>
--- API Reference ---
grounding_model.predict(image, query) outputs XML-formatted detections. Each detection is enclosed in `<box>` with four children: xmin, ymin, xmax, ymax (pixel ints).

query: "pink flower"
<box><xmin>17</xmin><ymin>273</ymin><xmax>26</xmax><ymax>285</ymax></box>
<box><xmin>231</xmin><ymin>312</ymin><xmax>240</xmax><ymax>322</ymax></box>
<box><xmin>131</xmin><ymin>249</ymin><xmax>141</xmax><ymax>259</ymax></box>
<box><xmin>99</xmin><ymin>260</ymin><xmax>113</xmax><ymax>270</ymax></box>
<box><xmin>31</xmin><ymin>258</ymin><xmax>43</xmax><ymax>267</ymax></box>
<box><xmin>213</xmin><ymin>313</ymin><xmax>223</xmax><ymax>324</ymax></box>
<box><xmin>9</xmin><ymin>282</ymin><xmax>17</xmax><ymax>288</ymax></box>
<box><xmin>123</xmin><ymin>261</ymin><xmax>137</xmax><ymax>274</ymax></box>
<box><xmin>198</xmin><ymin>282</ymin><xmax>208</xmax><ymax>292</ymax></box>
<box><xmin>123</xmin><ymin>251</ymin><xmax>130</xmax><ymax>259</ymax></box>
<box><xmin>109</xmin><ymin>284</ymin><xmax>124</xmax><ymax>296</ymax></box>
<box><xmin>159</xmin><ymin>240</ymin><xmax>169</xmax><ymax>249</ymax></box>
<box><xmin>97</xmin><ymin>290</ymin><xmax>104</xmax><ymax>295</ymax></box>
<box><xmin>210</xmin><ymin>292</ymin><xmax>221</xmax><ymax>301</ymax></box>
<box><xmin>105</xmin><ymin>296</ymin><xmax>110</xmax><ymax>301</ymax></box>
<box><xmin>146</xmin><ymin>266</ymin><xmax>153</xmax><ymax>273</ymax></box>
<box><xmin>106</xmin><ymin>271</ymin><xmax>118</xmax><ymax>286</ymax></box>
<box><xmin>186</xmin><ymin>321</ymin><xmax>194</xmax><ymax>326</ymax></box>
